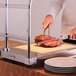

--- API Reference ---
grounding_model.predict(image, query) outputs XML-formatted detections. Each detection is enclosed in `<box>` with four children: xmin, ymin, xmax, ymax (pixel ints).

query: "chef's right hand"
<box><xmin>43</xmin><ymin>15</ymin><xmax>53</xmax><ymax>30</ymax></box>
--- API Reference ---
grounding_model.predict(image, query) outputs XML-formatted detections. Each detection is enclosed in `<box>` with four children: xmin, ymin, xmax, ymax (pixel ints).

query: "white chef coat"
<box><xmin>48</xmin><ymin>0</ymin><xmax>76</xmax><ymax>36</ymax></box>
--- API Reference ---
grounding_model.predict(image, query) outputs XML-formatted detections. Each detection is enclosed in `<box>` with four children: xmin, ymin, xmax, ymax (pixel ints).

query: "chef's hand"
<box><xmin>69</xmin><ymin>28</ymin><xmax>76</xmax><ymax>39</ymax></box>
<box><xmin>43</xmin><ymin>15</ymin><xmax>53</xmax><ymax>30</ymax></box>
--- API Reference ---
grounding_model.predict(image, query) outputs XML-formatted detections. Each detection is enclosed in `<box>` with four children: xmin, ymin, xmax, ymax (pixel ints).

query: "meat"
<box><xmin>35</xmin><ymin>35</ymin><xmax>63</xmax><ymax>47</ymax></box>
<box><xmin>35</xmin><ymin>35</ymin><xmax>55</xmax><ymax>44</ymax></box>
<box><xmin>38</xmin><ymin>39</ymin><xmax>63</xmax><ymax>47</ymax></box>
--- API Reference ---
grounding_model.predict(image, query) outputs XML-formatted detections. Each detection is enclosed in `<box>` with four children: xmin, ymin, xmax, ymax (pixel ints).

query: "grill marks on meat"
<box><xmin>35</xmin><ymin>35</ymin><xmax>63</xmax><ymax>47</ymax></box>
<box><xmin>38</xmin><ymin>39</ymin><xmax>63</xmax><ymax>47</ymax></box>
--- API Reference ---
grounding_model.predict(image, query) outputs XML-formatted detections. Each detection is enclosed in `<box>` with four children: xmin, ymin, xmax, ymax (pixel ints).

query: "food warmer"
<box><xmin>0</xmin><ymin>0</ymin><xmax>76</xmax><ymax>66</ymax></box>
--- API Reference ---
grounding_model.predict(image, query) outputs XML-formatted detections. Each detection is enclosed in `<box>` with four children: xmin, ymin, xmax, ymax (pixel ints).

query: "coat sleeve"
<box><xmin>48</xmin><ymin>0</ymin><xmax>65</xmax><ymax>19</ymax></box>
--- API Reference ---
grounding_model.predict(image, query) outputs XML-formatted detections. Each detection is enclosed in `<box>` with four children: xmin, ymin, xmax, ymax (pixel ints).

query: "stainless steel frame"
<box><xmin>27</xmin><ymin>0</ymin><xmax>31</xmax><ymax>58</ymax></box>
<box><xmin>4</xmin><ymin>0</ymin><xmax>9</xmax><ymax>51</ymax></box>
<box><xmin>0</xmin><ymin>0</ymin><xmax>37</xmax><ymax>65</ymax></box>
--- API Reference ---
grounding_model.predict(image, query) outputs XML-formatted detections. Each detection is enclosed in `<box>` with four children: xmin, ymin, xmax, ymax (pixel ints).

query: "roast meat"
<box><xmin>38</xmin><ymin>39</ymin><xmax>63</xmax><ymax>47</ymax></box>
<box><xmin>35</xmin><ymin>35</ymin><xmax>63</xmax><ymax>47</ymax></box>
<box><xmin>35</xmin><ymin>35</ymin><xmax>55</xmax><ymax>44</ymax></box>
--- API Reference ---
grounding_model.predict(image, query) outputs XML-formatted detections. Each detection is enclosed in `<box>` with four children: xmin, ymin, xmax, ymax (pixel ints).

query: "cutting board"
<box><xmin>15</xmin><ymin>43</ymin><xmax>76</xmax><ymax>54</ymax></box>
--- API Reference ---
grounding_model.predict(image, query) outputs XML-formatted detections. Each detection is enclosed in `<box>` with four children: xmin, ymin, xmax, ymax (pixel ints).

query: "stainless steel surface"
<box><xmin>5</xmin><ymin>0</ymin><xmax>8</xmax><ymax>36</ymax></box>
<box><xmin>1</xmin><ymin>44</ymin><xmax>76</xmax><ymax>65</ymax></box>
<box><xmin>7</xmin><ymin>4</ymin><xmax>30</xmax><ymax>9</ymax></box>
<box><xmin>3</xmin><ymin>0</ymin><xmax>33</xmax><ymax>59</ymax></box>
<box><xmin>1</xmin><ymin>48</ymin><xmax>37</xmax><ymax>65</ymax></box>
<box><xmin>27</xmin><ymin>0</ymin><xmax>32</xmax><ymax>58</ymax></box>
<box><xmin>0</xmin><ymin>0</ymin><xmax>35</xmax><ymax>65</ymax></box>
<box><xmin>0</xmin><ymin>33</ymin><xmax>27</xmax><ymax>41</ymax></box>
<box><xmin>5</xmin><ymin>0</ymin><xmax>8</xmax><ymax>51</ymax></box>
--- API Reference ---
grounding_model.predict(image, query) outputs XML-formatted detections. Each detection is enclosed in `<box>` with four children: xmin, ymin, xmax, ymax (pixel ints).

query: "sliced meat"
<box><xmin>38</xmin><ymin>39</ymin><xmax>63</xmax><ymax>47</ymax></box>
<box><xmin>35</xmin><ymin>35</ymin><xmax>63</xmax><ymax>47</ymax></box>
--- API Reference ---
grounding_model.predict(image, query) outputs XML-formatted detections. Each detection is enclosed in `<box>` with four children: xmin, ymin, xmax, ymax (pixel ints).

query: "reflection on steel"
<box><xmin>5</xmin><ymin>0</ymin><xmax>8</xmax><ymax>51</ymax></box>
<box><xmin>0</xmin><ymin>33</ymin><xmax>27</xmax><ymax>41</ymax></box>
<box><xmin>27</xmin><ymin>0</ymin><xmax>32</xmax><ymax>58</ymax></box>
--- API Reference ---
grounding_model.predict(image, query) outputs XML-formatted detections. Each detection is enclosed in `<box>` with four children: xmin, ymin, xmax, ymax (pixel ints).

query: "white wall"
<box><xmin>0</xmin><ymin>0</ymin><xmax>63</xmax><ymax>42</ymax></box>
<box><xmin>31</xmin><ymin>0</ymin><xmax>63</xmax><ymax>42</ymax></box>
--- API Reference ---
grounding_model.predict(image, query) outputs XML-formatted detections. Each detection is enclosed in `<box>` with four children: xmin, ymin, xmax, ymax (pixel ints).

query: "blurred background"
<box><xmin>0</xmin><ymin>0</ymin><xmax>63</xmax><ymax>43</ymax></box>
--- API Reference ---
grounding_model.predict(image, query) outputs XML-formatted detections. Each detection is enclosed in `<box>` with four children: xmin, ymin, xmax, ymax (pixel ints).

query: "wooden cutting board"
<box><xmin>15</xmin><ymin>43</ymin><xmax>76</xmax><ymax>54</ymax></box>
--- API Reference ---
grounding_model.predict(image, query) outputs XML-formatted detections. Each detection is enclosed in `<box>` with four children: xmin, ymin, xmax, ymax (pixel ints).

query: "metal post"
<box><xmin>27</xmin><ymin>0</ymin><xmax>32</xmax><ymax>58</ymax></box>
<box><xmin>4</xmin><ymin>0</ymin><xmax>8</xmax><ymax>51</ymax></box>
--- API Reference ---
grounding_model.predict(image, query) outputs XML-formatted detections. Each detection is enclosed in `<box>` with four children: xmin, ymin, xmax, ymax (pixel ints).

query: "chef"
<box><xmin>43</xmin><ymin>0</ymin><xmax>76</xmax><ymax>39</ymax></box>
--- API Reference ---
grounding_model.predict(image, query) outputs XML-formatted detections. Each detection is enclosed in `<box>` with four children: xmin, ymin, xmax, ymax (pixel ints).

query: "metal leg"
<box><xmin>27</xmin><ymin>0</ymin><xmax>32</xmax><ymax>58</ymax></box>
<box><xmin>4</xmin><ymin>0</ymin><xmax>9</xmax><ymax>51</ymax></box>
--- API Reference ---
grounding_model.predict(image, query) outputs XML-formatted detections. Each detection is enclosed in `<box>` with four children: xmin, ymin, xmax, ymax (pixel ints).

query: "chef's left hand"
<box><xmin>69</xmin><ymin>28</ymin><xmax>76</xmax><ymax>39</ymax></box>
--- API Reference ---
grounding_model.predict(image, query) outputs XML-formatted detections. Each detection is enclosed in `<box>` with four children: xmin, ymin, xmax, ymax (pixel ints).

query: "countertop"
<box><xmin>0</xmin><ymin>40</ymin><xmax>76</xmax><ymax>76</ymax></box>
